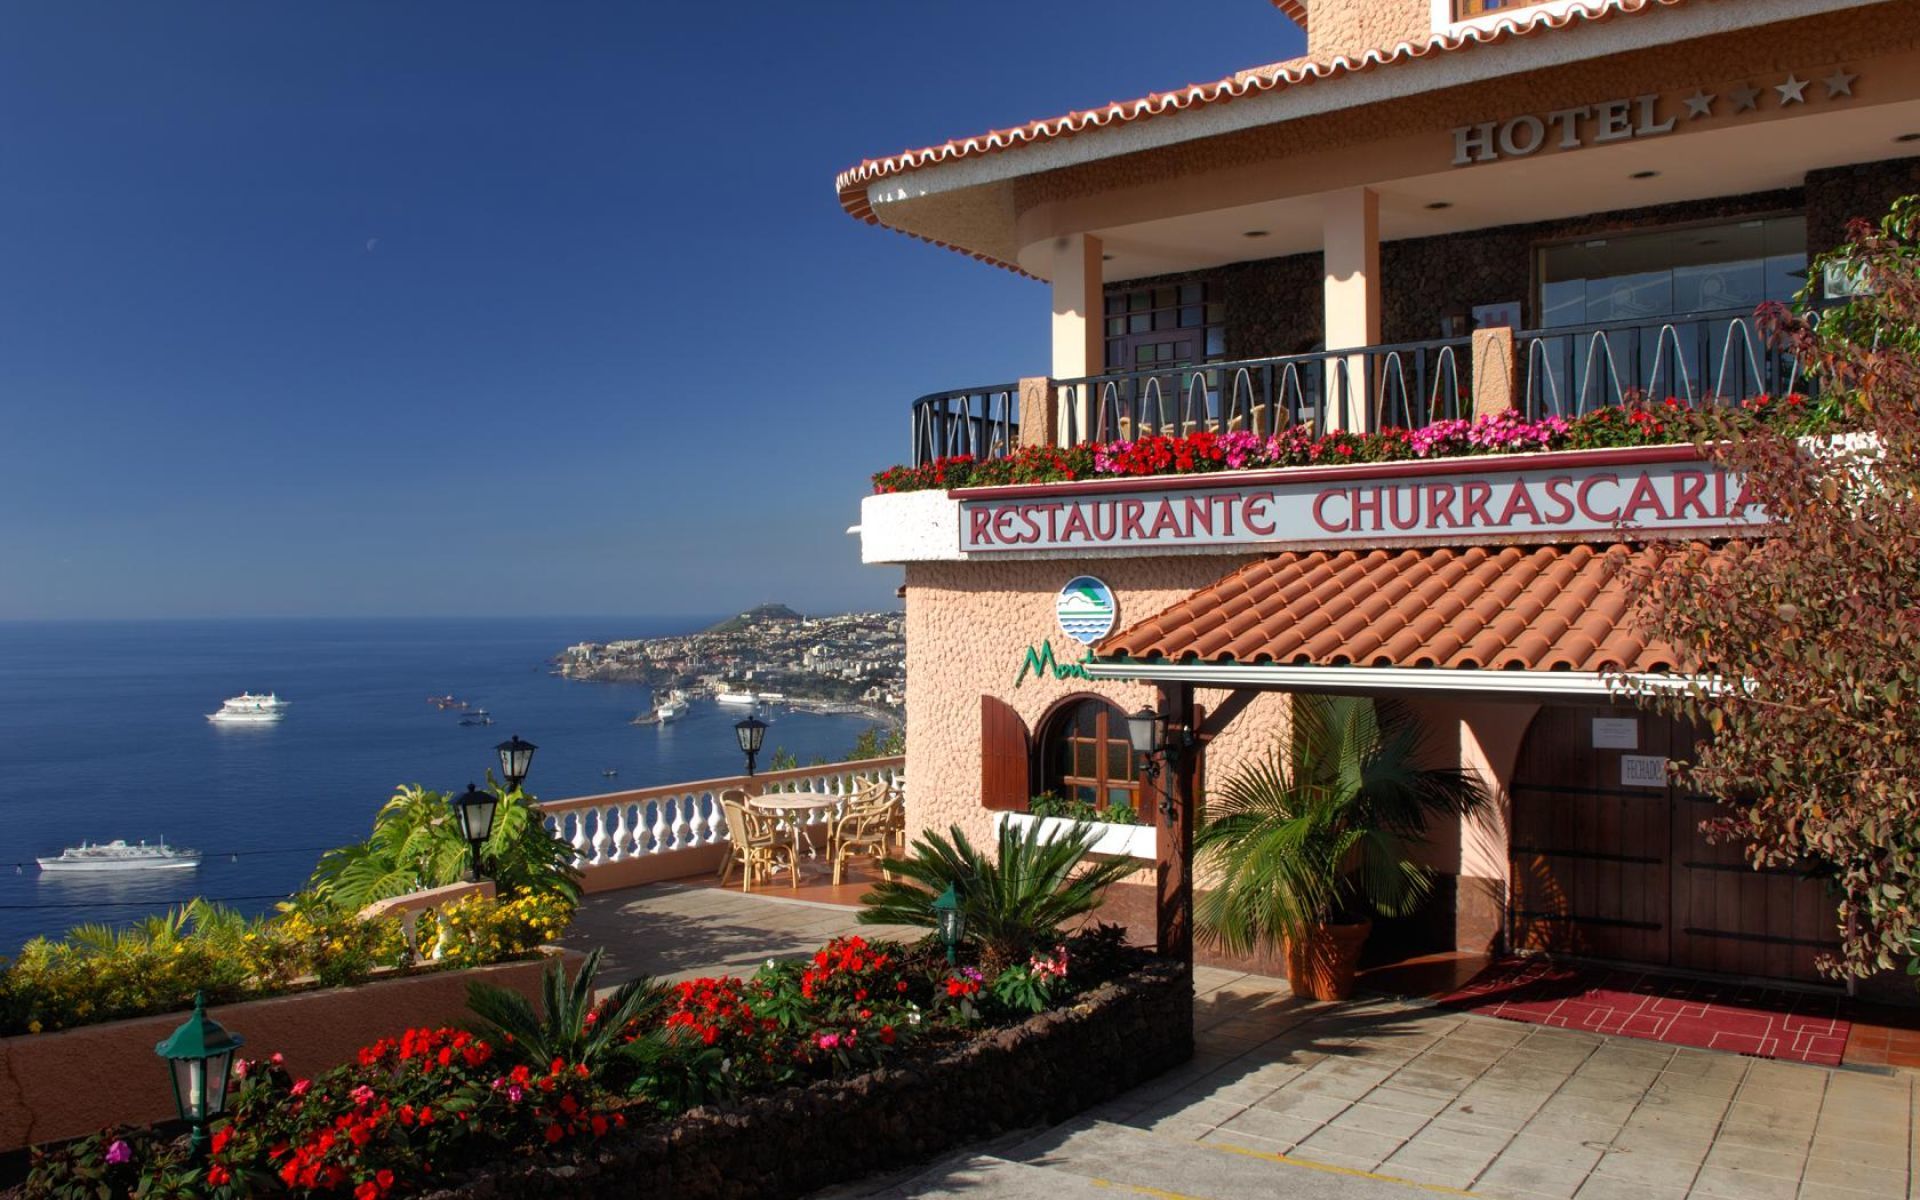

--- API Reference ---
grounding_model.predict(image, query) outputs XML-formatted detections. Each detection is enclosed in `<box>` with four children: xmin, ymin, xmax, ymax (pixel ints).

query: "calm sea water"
<box><xmin>0</xmin><ymin>618</ymin><xmax>885</xmax><ymax>955</ymax></box>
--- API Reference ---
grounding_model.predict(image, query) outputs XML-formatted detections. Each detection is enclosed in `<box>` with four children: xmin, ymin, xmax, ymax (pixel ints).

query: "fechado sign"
<box><xmin>958</xmin><ymin>456</ymin><xmax>1756</xmax><ymax>554</ymax></box>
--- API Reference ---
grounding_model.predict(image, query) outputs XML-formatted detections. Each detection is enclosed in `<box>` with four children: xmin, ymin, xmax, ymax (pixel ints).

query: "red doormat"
<box><xmin>1436</xmin><ymin>957</ymin><xmax>1850</xmax><ymax>1066</ymax></box>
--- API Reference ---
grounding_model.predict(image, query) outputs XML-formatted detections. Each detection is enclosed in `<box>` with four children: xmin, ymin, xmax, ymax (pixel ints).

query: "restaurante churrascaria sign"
<box><xmin>957</xmin><ymin>448</ymin><xmax>1757</xmax><ymax>554</ymax></box>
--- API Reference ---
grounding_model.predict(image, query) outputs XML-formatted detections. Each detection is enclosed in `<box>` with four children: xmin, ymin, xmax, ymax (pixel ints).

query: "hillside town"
<box><xmin>555</xmin><ymin>604</ymin><xmax>905</xmax><ymax>715</ymax></box>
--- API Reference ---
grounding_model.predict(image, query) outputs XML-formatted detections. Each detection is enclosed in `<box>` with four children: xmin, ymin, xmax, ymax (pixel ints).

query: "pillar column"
<box><xmin>1051</xmin><ymin>233</ymin><xmax>1104</xmax><ymax>445</ymax></box>
<box><xmin>1322</xmin><ymin>188</ymin><xmax>1381</xmax><ymax>433</ymax></box>
<box><xmin>1155</xmin><ymin>682</ymin><xmax>1197</xmax><ymax>976</ymax></box>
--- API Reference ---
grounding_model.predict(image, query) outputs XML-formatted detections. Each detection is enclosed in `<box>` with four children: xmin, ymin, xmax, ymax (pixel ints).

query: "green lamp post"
<box><xmin>154</xmin><ymin>992</ymin><xmax>243</xmax><ymax>1156</ymax></box>
<box><xmin>931</xmin><ymin>884</ymin><xmax>965</xmax><ymax>965</ymax></box>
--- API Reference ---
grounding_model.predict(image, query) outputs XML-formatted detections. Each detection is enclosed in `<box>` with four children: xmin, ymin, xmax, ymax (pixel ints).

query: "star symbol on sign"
<box><xmin>1729</xmin><ymin>83</ymin><xmax>1761</xmax><ymax>112</ymax></box>
<box><xmin>1682</xmin><ymin>89</ymin><xmax>1716</xmax><ymax>119</ymax></box>
<box><xmin>1776</xmin><ymin>74</ymin><xmax>1809</xmax><ymax>105</ymax></box>
<box><xmin>1824</xmin><ymin>68</ymin><xmax>1857</xmax><ymax>98</ymax></box>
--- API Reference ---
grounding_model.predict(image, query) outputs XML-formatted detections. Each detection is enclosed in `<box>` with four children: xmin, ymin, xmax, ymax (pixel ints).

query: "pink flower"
<box><xmin>290</xmin><ymin>1079</ymin><xmax>311</xmax><ymax>1097</ymax></box>
<box><xmin>508</xmin><ymin>1085</ymin><xmax>525</xmax><ymax>1102</ymax></box>
<box><xmin>817</xmin><ymin>1033</ymin><xmax>841</xmax><ymax>1051</ymax></box>
<box><xmin>104</xmin><ymin>1139</ymin><xmax>132</xmax><ymax>1165</ymax></box>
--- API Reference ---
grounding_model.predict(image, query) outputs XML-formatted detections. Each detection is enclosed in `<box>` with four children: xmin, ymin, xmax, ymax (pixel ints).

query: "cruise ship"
<box><xmin>714</xmin><ymin>689</ymin><xmax>758</xmax><ymax>707</ymax></box>
<box><xmin>207</xmin><ymin>692</ymin><xmax>289</xmax><ymax>724</ymax></box>
<box><xmin>655</xmin><ymin>690</ymin><xmax>689</xmax><ymax>723</ymax></box>
<box><xmin>37</xmin><ymin>840</ymin><xmax>201</xmax><ymax>872</ymax></box>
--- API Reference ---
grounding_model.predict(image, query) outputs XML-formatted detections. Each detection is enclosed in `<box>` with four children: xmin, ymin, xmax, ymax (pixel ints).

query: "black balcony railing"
<box><xmin>1516</xmin><ymin>307</ymin><xmax>1813</xmax><ymax>421</ymax></box>
<box><xmin>909</xmin><ymin>383</ymin><xmax>1022</xmax><ymax>466</ymax></box>
<box><xmin>1056</xmin><ymin>337</ymin><xmax>1473</xmax><ymax>447</ymax></box>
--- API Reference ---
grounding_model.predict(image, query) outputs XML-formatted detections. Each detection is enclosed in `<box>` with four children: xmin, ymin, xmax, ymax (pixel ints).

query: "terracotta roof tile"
<box><xmin>835</xmin><ymin>0</ymin><xmax>1698</xmax><ymax>272</ymax></box>
<box><xmin>1096</xmin><ymin>543</ymin><xmax>1740</xmax><ymax>675</ymax></box>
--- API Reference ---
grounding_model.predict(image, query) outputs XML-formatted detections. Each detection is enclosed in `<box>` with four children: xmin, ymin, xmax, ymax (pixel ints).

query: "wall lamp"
<box><xmin>1126</xmin><ymin>706</ymin><xmax>1195</xmax><ymax>816</ymax></box>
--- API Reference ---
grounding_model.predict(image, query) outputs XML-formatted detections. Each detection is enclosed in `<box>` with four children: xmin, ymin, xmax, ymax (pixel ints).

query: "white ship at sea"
<box><xmin>206</xmin><ymin>692</ymin><xmax>289</xmax><ymax>724</ymax></box>
<box><xmin>655</xmin><ymin>690</ymin><xmax>689</xmax><ymax>723</ymax></box>
<box><xmin>714</xmin><ymin>689</ymin><xmax>758</xmax><ymax>707</ymax></box>
<box><xmin>37</xmin><ymin>839</ymin><xmax>201</xmax><ymax>873</ymax></box>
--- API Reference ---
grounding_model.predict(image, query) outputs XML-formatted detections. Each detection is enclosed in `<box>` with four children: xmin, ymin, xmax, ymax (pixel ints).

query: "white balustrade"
<box><xmin>534</xmin><ymin>758</ymin><xmax>904</xmax><ymax>879</ymax></box>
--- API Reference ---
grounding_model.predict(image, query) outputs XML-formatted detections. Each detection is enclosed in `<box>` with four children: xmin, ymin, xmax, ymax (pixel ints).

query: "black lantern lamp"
<box><xmin>734</xmin><ymin>716</ymin><xmax>768</xmax><ymax>776</ymax></box>
<box><xmin>154</xmin><ymin>992</ymin><xmax>243</xmax><ymax>1156</ymax></box>
<box><xmin>454</xmin><ymin>782</ymin><xmax>498</xmax><ymax>881</ymax></box>
<box><xmin>931</xmin><ymin>884</ymin><xmax>965</xmax><ymax>964</ymax></box>
<box><xmin>1126</xmin><ymin>707</ymin><xmax>1165</xmax><ymax>765</ymax></box>
<box><xmin>495</xmin><ymin>735</ymin><xmax>537</xmax><ymax>793</ymax></box>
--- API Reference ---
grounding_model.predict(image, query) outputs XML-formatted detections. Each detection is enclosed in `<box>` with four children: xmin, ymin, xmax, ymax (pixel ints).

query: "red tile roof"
<box><xmin>1269</xmin><ymin>0</ymin><xmax>1309</xmax><ymax>28</ymax></box>
<box><xmin>1096</xmin><ymin>542</ymin><xmax>1741</xmax><ymax>674</ymax></box>
<box><xmin>835</xmin><ymin>0</ymin><xmax>1696</xmax><ymax>270</ymax></box>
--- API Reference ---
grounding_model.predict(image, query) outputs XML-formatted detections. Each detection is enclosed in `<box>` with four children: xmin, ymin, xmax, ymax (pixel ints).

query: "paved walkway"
<box><xmin>564</xmin><ymin>886</ymin><xmax>1916</xmax><ymax>1200</ymax></box>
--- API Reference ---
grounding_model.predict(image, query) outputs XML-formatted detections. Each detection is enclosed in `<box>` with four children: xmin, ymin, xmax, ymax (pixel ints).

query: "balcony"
<box><xmin>907</xmin><ymin>307</ymin><xmax>1811</xmax><ymax>469</ymax></box>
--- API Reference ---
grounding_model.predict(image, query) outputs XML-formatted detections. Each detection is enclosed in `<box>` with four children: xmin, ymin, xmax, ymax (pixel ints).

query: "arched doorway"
<box><xmin>1035</xmin><ymin>695</ymin><xmax>1143</xmax><ymax>821</ymax></box>
<box><xmin>1508</xmin><ymin>704</ymin><xmax>1836</xmax><ymax>983</ymax></box>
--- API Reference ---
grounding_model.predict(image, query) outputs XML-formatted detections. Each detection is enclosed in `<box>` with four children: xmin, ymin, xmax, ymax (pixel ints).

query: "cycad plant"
<box><xmin>858</xmin><ymin>820</ymin><xmax>1134</xmax><ymax>969</ymax></box>
<box><xmin>1196</xmin><ymin>695</ymin><xmax>1489</xmax><ymax>992</ymax></box>
<box><xmin>465</xmin><ymin>947</ymin><xmax>664</xmax><ymax>1076</ymax></box>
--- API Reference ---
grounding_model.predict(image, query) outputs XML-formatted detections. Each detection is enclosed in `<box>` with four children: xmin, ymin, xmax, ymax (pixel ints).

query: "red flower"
<box><xmin>544</xmin><ymin>1123</ymin><xmax>564</xmax><ymax>1144</ymax></box>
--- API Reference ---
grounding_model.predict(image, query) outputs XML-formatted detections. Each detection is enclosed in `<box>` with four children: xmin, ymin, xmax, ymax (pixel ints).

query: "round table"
<box><xmin>747</xmin><ymin>793</ymin><xmax>841</xmax><ymax>873</ymax></box>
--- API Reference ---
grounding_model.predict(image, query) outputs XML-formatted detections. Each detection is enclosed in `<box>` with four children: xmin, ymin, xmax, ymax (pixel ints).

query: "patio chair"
<box><xmin>719</xmin><ymin>789</ymin><xmax>798</xmax><ymax>893</ymax></box>
<box><xmin>830</xmin><ymin>780</ymin><xmax>903</xmax><ymax>886</ymax></box>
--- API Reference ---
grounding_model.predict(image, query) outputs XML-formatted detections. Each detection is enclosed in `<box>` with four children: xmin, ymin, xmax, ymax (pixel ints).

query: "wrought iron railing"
<box><xmin>910</xmin><ymin>384</ymin><xmax>1020</xmax><ymax>465</ymax></box>
<box><xmin>1054</xmin><ymin>338</ymin><xmax>1471</xmax><ymax>448</ymax></box>
<box><xmin>1516</xmin><ymin>307</ymin><xmax>1812</xmax><ymax>420</ymax></box>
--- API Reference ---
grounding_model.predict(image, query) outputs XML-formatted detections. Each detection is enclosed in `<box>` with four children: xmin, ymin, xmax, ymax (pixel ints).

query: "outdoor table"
<box><xmin>746</xmin><ymin>792</ymin><xmax>841</xmax><ymax>873</ymax></box>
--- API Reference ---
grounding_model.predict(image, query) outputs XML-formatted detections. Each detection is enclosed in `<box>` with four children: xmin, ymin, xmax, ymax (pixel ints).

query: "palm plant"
<box><xmin>1196</xmin><ymin>695</ymin><xmax>1490</xmax><ymax>991</ymax></box>
<box><xmin>464</xmin><ymin>946</ymin><xmax>666</xmax><ymax>1078</ymax></box>
<box><xmin>858</xmin><ymin>820</ymin><xmax>1134</xmax><ymax>969</ymax></box>
<box><xmin>307</xmin><ymin>781</ymin><xmax>579</xmax><ymax>911</ymax></box>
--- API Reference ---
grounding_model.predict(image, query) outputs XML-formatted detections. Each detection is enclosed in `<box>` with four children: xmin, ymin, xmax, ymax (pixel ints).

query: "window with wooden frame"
<box><xmin>1038</xmin><ymin>698</ymin><xmax>1142</xmax><ymax>818</ymax></box>
<box><xmin>1103</xmin><ymin>281</ymin><xmax>1226</xmax><ymax>374</ymax></box>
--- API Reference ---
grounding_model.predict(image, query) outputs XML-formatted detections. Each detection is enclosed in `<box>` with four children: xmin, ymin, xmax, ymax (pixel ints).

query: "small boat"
<box><xmin>207</xmin><ymin>693</ymin><xmax>287</xmax><ymax>724</ymax></box>
<box><xmin>601</xmin><ymin>768</ymin><xmax>619</xmax><ymax>777</ymax></box>
<box><xmin>459</xmin><ymin>708</ymin><xmax>494</xmax><ymax>727</ymax></box>
<box><xmin>429</xmin><ymin>694</ymin><xmax>468</xmax><ymax>710</ymax></box>
<box><xmin>38</xmin><ymin>839</ymin><xmax>200</xmax><ymax>872</ymax></box>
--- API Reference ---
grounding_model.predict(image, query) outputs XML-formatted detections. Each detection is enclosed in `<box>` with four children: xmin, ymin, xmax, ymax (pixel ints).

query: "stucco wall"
<box><xmin>1306</xmin><ymin>0</ymin><xmax>1433</xmax><ymax>63</ymax></box>
<box><xmin>901</xmin><ymin>556</ymin><xmax>1296</xmax><ymax>852</ymax></box>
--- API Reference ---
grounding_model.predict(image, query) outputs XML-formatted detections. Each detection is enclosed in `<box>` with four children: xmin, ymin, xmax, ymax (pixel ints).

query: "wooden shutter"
<box><xmin>980</xmin><ymin>695</ymin><xmax>1032</xmax><ymax>811</ymax></box>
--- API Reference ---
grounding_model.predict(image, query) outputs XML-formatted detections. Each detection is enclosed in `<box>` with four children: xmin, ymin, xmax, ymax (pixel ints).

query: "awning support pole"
<box><xmin>1155</xmin><ymin>681</ymin><xmax>1197</xmax><ymax>976</ymax></box>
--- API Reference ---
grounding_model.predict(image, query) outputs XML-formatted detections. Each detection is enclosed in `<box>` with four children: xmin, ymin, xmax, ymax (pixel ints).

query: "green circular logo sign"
<box><xmin>1056</xmin><ymin>576</ymin><xmax>1117</xmax><ymax>645</ymax></box>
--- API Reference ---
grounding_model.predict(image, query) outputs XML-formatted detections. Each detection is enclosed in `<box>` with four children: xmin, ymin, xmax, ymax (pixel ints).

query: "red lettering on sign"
<box><xmin>1352</xmin><ymin>487</ymin><xmax>1383</xmax><ymax>532</ymax></box>
<box><xmin>1184</xmin><ymin>497</ymin><xmax>1214</xmax><ymax>538</ymax></box>
<box><xmin>1620</xmin><ymin>473</ymin><xmax>1669</xmax><ymax>524</ymax></box>
<box><xmin>1212</xmin><ymin>493</ymin><xmax>1241</xmax><ymax>537</ymax></box>
<box><xmin>1426</xmin><ymin>483</ymin><xmax>1459</xmax><ymax>528</ymax></box>
<box><xmin>1541</xmin><ymin>477</ymin><xmax>1575</xmax><ymax>524</ymax></box>
<box><xmin>1148</xmin><ymin>499</ymin><xmax>1185</xmax><ymax>539</ymax></box>
<box><xmin>1670</xmin><ymin>470</ymin><xmax>1709</xmax><ymax>520</ymax></box>
<box><xmin>1576</xmin><ymin>473</ymin><xmax>1621</xmax><ymax>522</ymax></box>
<box><xmin>1386</xmin><ymin>486</ymin><xmax>1421</xmax><ymax>531</ymax></box>
<box><xmin>1461</xmin><ymin>482</ymin><xmax>1494</xmax><ymax>527</ymax></box>
<box><xmin>1311</xmin><ymin>489</ymin><xmax>1348</xmax><ymax>533</ymax></box>
<box><xmin>968</xmin><ymin>508</ymin><xmax>994</xmax><ymax>545</ymax></box>
<box><xmin>1090</xmin><ymin>502</ymin><xmax>1117</xmax><ymax>541</ymax></box>
<box><xmin>1060</xmin><ymin>504</ymin><xmax>1091</xmax><ymax>542</ymax></box>
<box><xmin>1497</xmin><ymin>480</ymin><xmax>1541</xmax><ymax>526</ymax></box>
<box><xmin>1119</xmin><ymin>500</ymin><xmax>1146</xmax><ymax>541</ymax></box>
<box><xmin>1729</xmin><ymin>479</ymin><xmax>1757</xmax><ymax>519</ymax></box>
<box><xmin>1244</xmin><ymin>493</ymin><xmax>1278</xmax><ymax>535</ymax></box>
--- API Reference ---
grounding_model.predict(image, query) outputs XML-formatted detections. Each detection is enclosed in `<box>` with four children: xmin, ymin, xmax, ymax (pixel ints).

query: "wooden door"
<box><xmin>1509</xmin><ymin>704</ymin><xmax>1837</xmax><ymax>984</ymax></box>
<box><xmin>1509</xmin><ymin>704</ymin><xmax>1674</xmax><ymax>966</ymax></box>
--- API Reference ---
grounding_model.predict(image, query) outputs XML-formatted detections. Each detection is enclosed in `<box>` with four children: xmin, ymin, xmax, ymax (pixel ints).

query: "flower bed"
<box><xmin>12</xmin><ymin>933</ymin><xmax>1189</xmax><ymax>1199</ymax></box>
<box><xmin>871</xmin><ymin>398</ymin><xmax>1829</xmax><ymax>494</ymax></box>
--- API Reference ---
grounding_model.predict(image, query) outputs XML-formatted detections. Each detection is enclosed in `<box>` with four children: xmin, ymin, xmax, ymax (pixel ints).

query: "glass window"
<box><xmin>1538</xmin><ymin>216</ymin><xmax>1806</xmax><ymax>328</ymax></box>
<box><xmin>1036</xmin><ymin>699</ymin><xmax>1141</xmax><ymax>818</ymax></box>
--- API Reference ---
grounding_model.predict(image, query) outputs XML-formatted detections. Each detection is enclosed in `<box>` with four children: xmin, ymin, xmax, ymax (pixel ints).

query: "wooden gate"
<box><xmin>1508</xmin><ymin>704</ymin><xmax>1835</xmax><ymax>984</ymax></box>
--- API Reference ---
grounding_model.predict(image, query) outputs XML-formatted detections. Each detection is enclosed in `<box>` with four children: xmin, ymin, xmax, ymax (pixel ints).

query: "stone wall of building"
<box><xmin>1305</xmin><ymin>0</ymin><xmax>1432</xmax><ymax>64</ymax></box>
<box><xmin>1806</xmin><ymin>154</ymin><xmax>1920</xmax><ymax>259</ymax></box>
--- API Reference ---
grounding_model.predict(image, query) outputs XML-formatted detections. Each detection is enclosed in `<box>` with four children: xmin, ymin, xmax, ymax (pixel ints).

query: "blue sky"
<box><xmin>0</xmin><ymin>3</ymin><xmax>1303</xmax><ymax>620</ymax></box>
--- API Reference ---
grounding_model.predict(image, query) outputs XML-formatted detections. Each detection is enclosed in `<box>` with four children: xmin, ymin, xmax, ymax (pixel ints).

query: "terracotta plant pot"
<box><xmin>1284</xmin><ymin>920</ymin><xmax>1373</xmax><ymax>1001</ymax></box>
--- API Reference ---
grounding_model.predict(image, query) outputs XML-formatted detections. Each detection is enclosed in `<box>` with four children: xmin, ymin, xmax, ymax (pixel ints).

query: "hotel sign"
<box><xmin>957</xmin><ymin>453</ymin><xmax>1756</xmax><ymax>554</ymax></box>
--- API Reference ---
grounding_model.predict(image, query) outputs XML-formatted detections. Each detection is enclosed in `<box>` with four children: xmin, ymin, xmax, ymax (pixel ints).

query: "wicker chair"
<box><xmin>830</xmin><ymin>780</ymin><xmax>904</xmax><ymax>886</ymax></box>
<box><xmin>719</xmin><ymin>789</ymin><xmax>797</xmax><ymax>893</ymax></box>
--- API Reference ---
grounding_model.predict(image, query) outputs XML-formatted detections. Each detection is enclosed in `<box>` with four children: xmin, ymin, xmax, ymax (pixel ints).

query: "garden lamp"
<box><xmin>154</xmin><ymin>992</ymin><xmax>243</xmax><ymax>1156</ymax></box>
<box><xmin>931</xmin><ymin>883</ymin><xmax>965</xmax><ymax>964</ymax></box>
<box><xmin>734</xmin><ymin>716</ymin><xmax>768</xmax><ymax>776</ymax></box>
<box><xmin>453</xmin><ymin>782</ymin><xmax>498</xmax><ymax>881</ymax></box>
<box><xmin>495</xmin><ymin>735</ymin><xmax>538</xmax><ymax>792</ymax></box>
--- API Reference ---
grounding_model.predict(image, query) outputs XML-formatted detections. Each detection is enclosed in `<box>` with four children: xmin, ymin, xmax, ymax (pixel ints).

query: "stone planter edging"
<box><xmin>421</xmin><ymin>956</ymin><xmax>1194</xmax><ymax>1200</ymax></box>
<box><xmin>997</xmin><ymin>811</ymin><xmax>1157</xmax><ymax>860</ymax></box>
<box><xmin>0</xmin><ymin>949</ymin><xmax>583</xmax><ymax>1152</ymax></box>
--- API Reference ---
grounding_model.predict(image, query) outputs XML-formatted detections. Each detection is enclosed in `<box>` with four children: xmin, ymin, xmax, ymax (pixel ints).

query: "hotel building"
<box><xmin>840</xmin><ymin>0</ymin><xmax>1920</xmax><ymax>994</ymax></box>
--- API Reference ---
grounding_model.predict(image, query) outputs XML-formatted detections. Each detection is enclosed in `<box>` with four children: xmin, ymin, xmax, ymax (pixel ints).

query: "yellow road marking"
<box><xmin>1204</xmin><ymin>1139</ymin><xmax>1476</xmax><ymax>1196</ymax></box>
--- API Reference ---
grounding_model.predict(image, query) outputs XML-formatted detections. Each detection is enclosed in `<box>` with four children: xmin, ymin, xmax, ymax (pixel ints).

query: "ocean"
<box><xmin>0</xmin><ymin>617</ymin><xmax>889</xmax><ymax>955</ymax></box>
